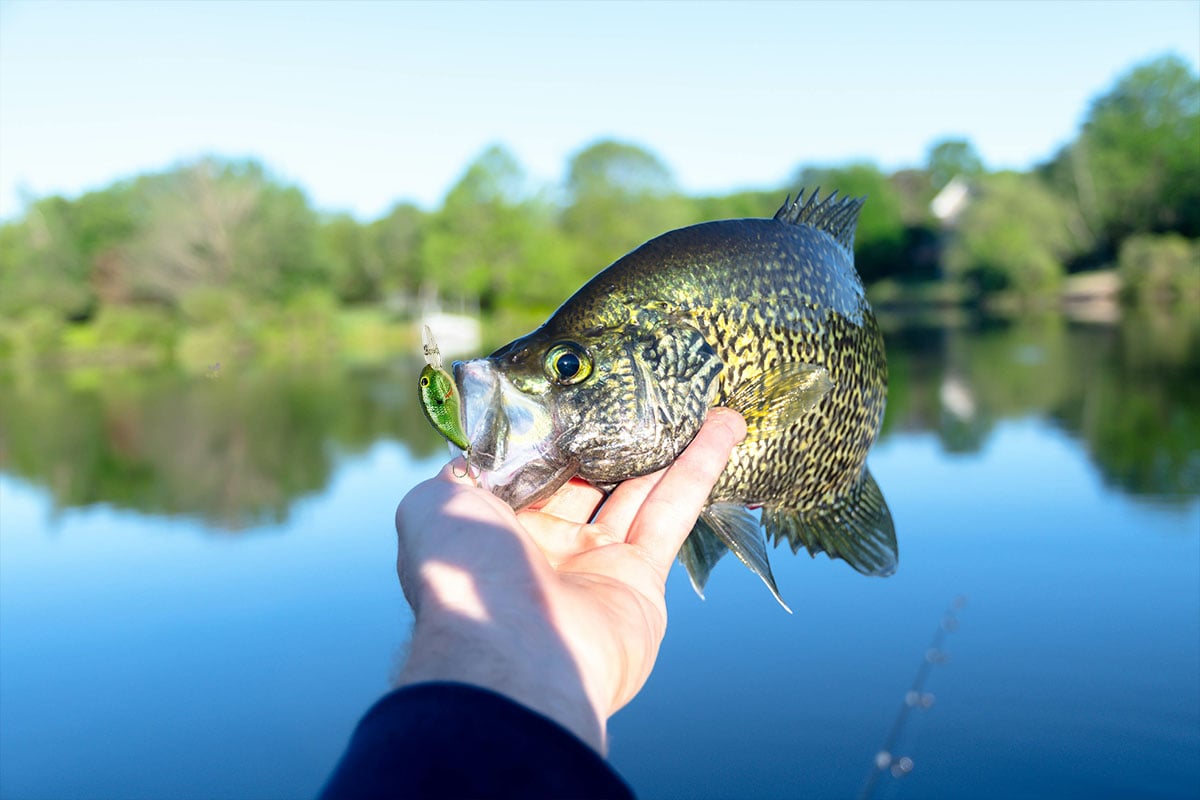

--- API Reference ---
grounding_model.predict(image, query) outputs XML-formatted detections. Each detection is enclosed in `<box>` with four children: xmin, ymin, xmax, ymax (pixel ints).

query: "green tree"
<box><xmin>235</xmin><ymin>179</ymin><xmax>328</xmax><ymax>300</ymax></box>
<box><xmin>319</xmin><ymin>213</ymin><xmax>381</xmax><ymax>304</ymax></box>
<box><xmin>561</xmin><ymin>139</ymin><xmax>694</xmax><ymax>265</ymax></box>
<box><xmin>0</xmin><ymin>196</ymin><xmax>98</xmax><ymax>320</ymax></box>
<box><xmin>118</xmin><ymin>158</ymin><xmax>326</xmax><ymax>307</ymax></box>
<box><xmin>692</xmin><ymin>189</ymin><xmax>783</xmax><ymax>222</ymax></box>
<box><xmin>926</xmin><ymin>138</ymin><xmax>984</xmax><ymax>192</ymax></box>
<box><xmin>0</xmin><ymin>178</ymin><xmax>147</xmax><ymax>322</ymax></box>
<box><xmin>421</xmin><ymin>144</ymin><xmax>551</xmax><ymax>311</ymax></box>
<box><xmin>1043</xmin><ymin>54</ymin><xmax>1200</xmax><ymax>251</ymax></box>
<box><xmin>943</xmin><ymin>172</ymin><xmax>1082</xmax><ymax>296</ymax></box>
<box><xmin>0</xmin><ymin>201</ymin><xmax>83</xmax><ymax>321</ymax></box>
<box><xmin>369</xmin><ymin>201</ymin><xmax>427</xmax><ymax>299</ymax></box>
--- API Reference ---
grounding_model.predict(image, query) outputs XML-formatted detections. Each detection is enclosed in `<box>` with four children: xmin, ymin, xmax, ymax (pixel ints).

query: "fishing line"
<box><xmin>858</xmin><ymin>594</ymin><xmax>968</xmax><ymax>800</ymax></box>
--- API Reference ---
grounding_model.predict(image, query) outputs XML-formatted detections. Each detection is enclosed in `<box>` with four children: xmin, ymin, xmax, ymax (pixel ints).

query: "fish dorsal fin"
<box><xmin>695</xmin><ymin>503</ymin><xmax>792</xmax><ymax>612</ymax></box>
<box><xmin>773</xmin><ymin>188</ymin><xmax>865</xmax><ymax>252</ymax></box>
<box><xmin>762</xmin><ymin>467</ymin><xmax>897</xmax><ymax>577</ymax></box>
<box><xmin>724</xmin><ymin>362</ymin><xmax>833</xmax><ymax>443</ymax></box>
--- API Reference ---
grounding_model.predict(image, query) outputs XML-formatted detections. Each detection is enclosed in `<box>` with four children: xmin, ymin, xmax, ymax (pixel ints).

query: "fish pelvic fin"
<box><xmin>724</xmin><ymin>362</ymin><xmax>833</xmax><ymax>443</ymax></box>
<box><xmin>678</xmin><ymin>517</ymin><xmax>729</xmax><ymax>600</ymax></box>
<box><xmin>763</xmin><ymin>467</ymin><xmax>897</xmax><ymax>577</ymax></box>
<box><xmin>774</xmin><ymin>188</ymin><xmax>865</xmax><ymax>253</ymax></box>
<box><xmin>691</xmin><ymin>503</ymin><xmax>792</xmax><ymax>612</ymax></box>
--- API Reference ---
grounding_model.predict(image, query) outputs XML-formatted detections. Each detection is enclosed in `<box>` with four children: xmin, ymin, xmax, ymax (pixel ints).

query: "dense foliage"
<box><xmin>1</xmin><ymin>54</ymin><xmax>1196</xmax><ymax>353</ymax></box>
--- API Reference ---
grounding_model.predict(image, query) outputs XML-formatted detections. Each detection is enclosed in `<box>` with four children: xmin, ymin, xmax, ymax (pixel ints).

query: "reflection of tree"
<box><xmin>1052</xmin><ymin>310</ymin><xmax>1200</xmax><ymax>501</ymax></box>
<box><xmin>2</xmin><ymin>312</ymin><xmax>1196</xmax><ymax>524</ymax></box>
<box><xmin>880</xmin><ymin>310</ymin><xmax>1199</xmax><ymax>502</ymax></box>
<box><xmin>0</xmin><ymin>362</ymin><xmax>444</xmax><ymax>529</ymax></box>
<box><xmin>879</xmin><ymin>324</ymin><xmax>950</xmax><ymax>437</ymax></box>
<box><xmin>1075</xmin><ymin>373</ymin><xmax>1200</xmax><ymax>498</ymax></box>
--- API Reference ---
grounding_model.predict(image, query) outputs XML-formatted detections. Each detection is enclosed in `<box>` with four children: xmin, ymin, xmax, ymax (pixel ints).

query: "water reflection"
<box><xmin>0</xmin><ymin>363</ymin><xmax>444</xmax><ymax>527</ymax></box>
<box><xmin>880</xmin><ymin>309</ymin><xmax>1199</xmax><ymax>503</ymax></box>
<box><xmin>0</xmin><ymin>310</ymin><xmax>1196</xmax><ymax>528</ymax></box>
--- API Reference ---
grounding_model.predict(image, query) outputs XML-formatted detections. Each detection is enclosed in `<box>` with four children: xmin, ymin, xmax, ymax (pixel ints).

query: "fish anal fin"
<box><xmin>697</xmin><ymin>503</ymin><xmax>791</xmax><ymax>612</ymax></box>
<box><xmin>763</xmin><ymin>467</ymin><xmax>897</xmax><ymax>577</ymax></box>
<box><xmin>724</xmin><ymin>363</ymin><xmax>833</xmax><ymax>442</ymax></box>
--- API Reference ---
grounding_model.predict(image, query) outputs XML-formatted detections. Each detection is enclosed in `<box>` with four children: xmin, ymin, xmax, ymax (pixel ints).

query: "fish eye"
<box><xmin>420</xmin><ymin>375</ymin><xmax>430</xmax><ymax>387</ymax></box>
<box><xmin>544</xmin><ymin>342</ymin><xmax>592</xmax><ymax>385</ymax></box>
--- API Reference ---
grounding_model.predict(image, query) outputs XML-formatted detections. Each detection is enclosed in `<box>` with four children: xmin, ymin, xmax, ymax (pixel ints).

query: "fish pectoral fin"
<box><xmin>762</xmin><ymin>467</ymin><xmax>897</xmax><ymax>577</ymax></box>
<box><xmin>678</xmin><ymin>519</ymin><xmax>729</xmax><ymax>600</ymax></box>
<box><xmin>724</xmin><ymin>362</ymin><xmax>833</xmax><ymax>442</ymax></box>
<box><xmin>695</xmin><ymin>503</ymin><xmax>791</xmax><ymax>612</ymax></box>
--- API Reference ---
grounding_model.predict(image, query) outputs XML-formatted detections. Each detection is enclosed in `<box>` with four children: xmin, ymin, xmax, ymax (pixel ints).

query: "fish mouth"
<box><xmin>453</xmin><ymin>359</ymin><xmax>578</xmax><ymax>509</ymax></box>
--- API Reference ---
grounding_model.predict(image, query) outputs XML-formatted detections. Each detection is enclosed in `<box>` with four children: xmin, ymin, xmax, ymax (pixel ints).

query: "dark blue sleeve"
<box><xmin>318</xmin><ymin>681</ymin><xmax>635</xmax><ymax>800</ymax></box>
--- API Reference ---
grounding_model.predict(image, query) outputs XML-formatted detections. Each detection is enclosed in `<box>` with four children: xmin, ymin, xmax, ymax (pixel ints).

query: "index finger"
<box><xmin>625</xmin><ymin>408</ymin><xmax>746</xmax><ymax>575</ymax></box>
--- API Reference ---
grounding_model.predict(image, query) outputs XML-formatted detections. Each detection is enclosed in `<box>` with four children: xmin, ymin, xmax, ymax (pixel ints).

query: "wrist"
<box><xmin>397</xmin><ymin>596</ymin><xmax>608</xmax><ymax>754</ymax></box>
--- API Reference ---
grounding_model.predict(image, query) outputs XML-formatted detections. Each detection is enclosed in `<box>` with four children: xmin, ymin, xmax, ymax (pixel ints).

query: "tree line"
<box><xmin>0</xmin><ymin>53</ymin><xmax>1195</xmax><ymax>340</ymax></box>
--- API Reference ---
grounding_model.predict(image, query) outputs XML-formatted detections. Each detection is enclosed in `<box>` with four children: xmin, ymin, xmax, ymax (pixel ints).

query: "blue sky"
<box><xmin>1</xmin><ymin>0</ymin><xmax>1197</xmax><ymax>221</ymax></box>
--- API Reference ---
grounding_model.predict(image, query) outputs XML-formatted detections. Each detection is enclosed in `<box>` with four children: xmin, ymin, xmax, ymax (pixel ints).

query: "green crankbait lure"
<box><xmin>419</xmin><ymin>325</ymin><xmax>471</xmax><ymax>454</ymax></box>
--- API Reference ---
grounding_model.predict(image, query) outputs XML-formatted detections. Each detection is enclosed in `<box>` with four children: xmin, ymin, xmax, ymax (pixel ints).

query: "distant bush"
<box><xmin>179</xmin><ymin>287</ymin><xmax>251</xmax><ymax>326</ymax></box>
<box><xmin>0</xmin><ymin>308</ymin><xmax>64</xmax><ymax>362</ymax></box>
<box><xmin>942</xmin><ymin>172</ymin><xmax>1084</xmax><ymax>298</ymax></box>
<box><xmin>92</xmin><ymin>306</ymin><xmax>177</xmax><ymax>351</ymax></box>
<box><xmin>256</xmin><ymin>288</ymin><xmax>341</xmax><ymax>362</ymax></box>
<box><xmin>1118</xmin><ymin>233</ymin><xmax>1200</xmax><ymax>305</ymax></box>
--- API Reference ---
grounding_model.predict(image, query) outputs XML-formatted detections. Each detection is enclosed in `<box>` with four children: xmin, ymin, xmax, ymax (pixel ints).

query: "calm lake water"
<box><xmin>1</xmin><ymin>311</ymin><xmax>1198</xmax><ymax>799</ymax></box>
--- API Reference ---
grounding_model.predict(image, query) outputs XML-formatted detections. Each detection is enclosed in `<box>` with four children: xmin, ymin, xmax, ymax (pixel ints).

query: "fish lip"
<box><xmin>452</xmin><ymin>359</ymin><xmax>506</xmax><ymax>471</ymax></box>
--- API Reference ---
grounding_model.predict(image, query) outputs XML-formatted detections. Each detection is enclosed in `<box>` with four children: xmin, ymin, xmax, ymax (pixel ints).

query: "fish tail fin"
<box><xmin>763</xmin><ymin>467</ymin><xmax>897</xmax><ymax>577</ymax></box>
<box><xmin>686</xmin><ymin>503</ymin><xmax>792</xmax><ymax>612</ymax></box>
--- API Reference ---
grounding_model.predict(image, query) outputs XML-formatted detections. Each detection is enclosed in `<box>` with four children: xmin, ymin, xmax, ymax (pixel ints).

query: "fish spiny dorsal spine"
<box><xmin>773</xmin><ymin>188</ymin><xmax>865</xmax><ymax>253</ymax></box>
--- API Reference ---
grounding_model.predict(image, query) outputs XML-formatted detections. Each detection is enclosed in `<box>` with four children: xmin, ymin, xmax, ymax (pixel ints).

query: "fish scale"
<box><xmin>676</xmin><ymin>244</ymin><xmax>886</xmax><ymax>510</ymax></box>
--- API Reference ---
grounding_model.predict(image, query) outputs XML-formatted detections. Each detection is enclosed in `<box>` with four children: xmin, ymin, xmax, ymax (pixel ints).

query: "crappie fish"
<box><xmin>442</xmin><ymin>190</ymin><xmax>895</xmax><ymax>607</ymax></box>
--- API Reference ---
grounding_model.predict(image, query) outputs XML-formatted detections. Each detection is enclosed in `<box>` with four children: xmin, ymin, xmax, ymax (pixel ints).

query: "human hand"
<box><xmin>393</xmin><ymin>407</ymin><xmax>747</xmax><ymax>753</ymax></box>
